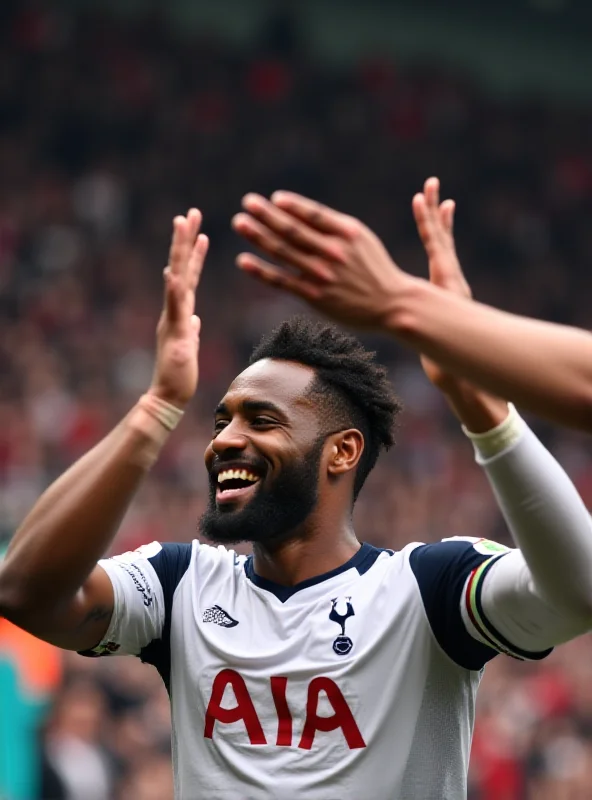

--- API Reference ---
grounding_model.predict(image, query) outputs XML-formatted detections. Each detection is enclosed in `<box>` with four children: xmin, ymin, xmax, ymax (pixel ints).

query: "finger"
<box><xmin>440</xmin><ymin>199</ymin><xmax>455</xmax><ymax>234</ymax></box>
<box><xmin>269</xmin><ymin>191</ymin><xmax>358</xmax><ymax>238</ymax></box>
<box><xmin>240</xmin><ymin>194</ymin><xmax>346</xmax><ymax>263</ymax></box>
<box><xmin>188</xmin><ymin>233</ymin><xmax>209</xmax><ymax>291</ymax></box>
<box><xmin>412</xmin><ymin>191</ymin><xmax>456</xmax><ymax>283</ymax></box>
<box><xmin>438</xmin><ymin>200</ymin><xmax>458</xmax><ymax>255</ymax></box>
<box><xmin>412</xmin><ymin>192</ymin><xmax>439</xmax><ymax>256</ymax></box>
<box><xmin>232</xmin><ymin>213</ymin><xmax>335</xmax><ymax>283</ymax></box>
<box><xmin>236</xmin><ymin>252</ymin><xmax>323</xmax><ymax>302</ymax></box>
<box><xmin>163</xmin><ymin>266</ymin><xmax>185</xmax><ymax>324</ymax></box>
<box><xmin>186</xmin><ymin>208</ymin><xmax>202</xmax><ymax>246</ymax></box>
<box><xmin>413</xmin><ymin>184</ymin><xmax>451</xmax><ymax>259</ymax></box>
<box><xmin>168</xmin><ymin>216</ymin><xmax>189</xmax><ymax>277</ymax></box>
<box><xmin>438</xmin><ymin>200</ymin><xmax>471</xmax><ymax>296</ymax></box>
<box><xmin>183</xmin><ymin>208</ymin><xmax>202</xmax><ymax>279</ymax></box>
<box><xmin>423</xmin><ymin>176</ymin><xmax>440</xmax><ymax>210</ymax></box>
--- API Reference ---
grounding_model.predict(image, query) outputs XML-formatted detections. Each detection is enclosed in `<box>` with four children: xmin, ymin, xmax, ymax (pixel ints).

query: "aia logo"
<box><xmin>204</xmin><ymin>670</ymin><xmax>366</xmax><ymax>750</ymax></box>
<box><xmin>329</xmin><ymin>597</ymin><xmax>355</xmax><ymax>655</ymax></box>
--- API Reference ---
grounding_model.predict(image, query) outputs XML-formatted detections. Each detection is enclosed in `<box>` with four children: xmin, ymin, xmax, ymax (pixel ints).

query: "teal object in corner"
<box><xmin>0</xmin><ymin>659</ymin><xmax>47</xmax><ymax>800</ymax></box>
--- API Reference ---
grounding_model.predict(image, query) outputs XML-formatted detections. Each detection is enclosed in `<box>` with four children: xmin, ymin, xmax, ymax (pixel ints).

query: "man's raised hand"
<box><xmin>232</xmin><ymin>193</ymin><xmax>410</xmax><ymax>330</ymax></box>
<box><xmin>412</xmin><ymin>177</ymin><xmax>508</xmax><ymax>430</ymax></box>
<box><xmin>149</xmin><ymin>209</ymin><xmax>209</xmax><ymax>408</ymax></box>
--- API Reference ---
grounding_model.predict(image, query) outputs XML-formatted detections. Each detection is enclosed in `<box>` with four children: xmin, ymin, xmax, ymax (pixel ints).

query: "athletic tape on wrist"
<box><xmin>461</xmin><ymin>403</ymin><xmax>524</xmax><ymax>459</ymax></box>
<box><xmin>138</xmin><ymin>394</ymin><xmax>185</xmax><ymax>431</ymax></box>
<box><xmin>127</xmin><ymin>394</ymin><xmax>185</xmax><ymax>469</ymax></box>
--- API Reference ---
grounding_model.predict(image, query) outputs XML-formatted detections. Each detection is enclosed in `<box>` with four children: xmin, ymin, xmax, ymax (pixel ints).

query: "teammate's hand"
<box><xmin>149</xmin><ymin>209</ymin><xmax>209</xmax><ymax>408</ymax></box>
<box><xmin>232</xmin><ymin>193</ymin><xmax>411</xmax><ymax>330</ymax></box>
<box><xmin>412</xmin><ymin>177</ymin><xmax>470</xmax><ymax>392</ymax></box>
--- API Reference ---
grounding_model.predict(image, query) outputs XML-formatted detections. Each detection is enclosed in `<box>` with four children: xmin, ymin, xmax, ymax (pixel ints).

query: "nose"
<box><xmin>211</xmin><ymin>421</ymin><xmax>249</xmax><ymax>457</ymax></box>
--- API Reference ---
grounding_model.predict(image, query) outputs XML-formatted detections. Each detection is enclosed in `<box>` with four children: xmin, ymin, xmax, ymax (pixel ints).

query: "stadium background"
<box><xmin>2</xmin><ymin>0</ymin><xmax>592</xmax><ymax>797</ymax></box>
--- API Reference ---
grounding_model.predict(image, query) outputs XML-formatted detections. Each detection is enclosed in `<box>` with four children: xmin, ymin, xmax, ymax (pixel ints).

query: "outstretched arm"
<box><xmin>388</xmin><ymin>282</ymin><xmax>592</xmax><ymax>433</ymax></box>
<box><xmin>233</xmin><ymin>182</ymin><xmax>592</xmax><ymax>653</ymax></box>
<box><xmin>400</xmin><ymin>182</ymin><xmax>592</xmax><ymax>645</ymax></box>
<box><xmin>462</xmin><ymin>406</ymin><xmax>592</xmax><ymax>654</ymax></box>
<box><xmin>0</xmin><ymin>211</ymin><xmax>208</xmax><ymax>650</ymax></box>
<box><xmin>232</xmin><ymin>186</ymin><xmax>592</xmax><ymax>432</ymax></box>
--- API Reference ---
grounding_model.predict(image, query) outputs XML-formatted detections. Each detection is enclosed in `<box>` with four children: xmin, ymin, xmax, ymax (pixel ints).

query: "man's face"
<box><xmin>200</xmin><ymin>359</ymin><xmax>326</xmax><ymax>546</ymax></box>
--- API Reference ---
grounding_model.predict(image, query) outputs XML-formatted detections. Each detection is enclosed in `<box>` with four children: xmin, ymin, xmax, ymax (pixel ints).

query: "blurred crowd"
<box><xmin>2</xmin><ymin>2</ymin><xmax>592</xmax><ymax>798</ymax></box>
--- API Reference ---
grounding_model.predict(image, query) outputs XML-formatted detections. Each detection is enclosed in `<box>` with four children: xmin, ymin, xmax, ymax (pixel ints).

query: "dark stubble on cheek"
<box><xmin>199</xmin><ymin>437</ymin><xmax>326</xmax><ymax>546</ymax></box>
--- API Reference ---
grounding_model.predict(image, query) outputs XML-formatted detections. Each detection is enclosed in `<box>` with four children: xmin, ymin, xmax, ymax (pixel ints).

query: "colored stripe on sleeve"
<box><xmin>465</xmin><ymin>555</ymin><xmax>551</xmax><ymax>662</ymax></box>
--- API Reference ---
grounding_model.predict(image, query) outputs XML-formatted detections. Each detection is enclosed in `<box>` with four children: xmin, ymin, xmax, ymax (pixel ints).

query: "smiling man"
<box><xmin>200</xmin><ymin>325</ymin><xmax>397</xmax><ymax>558</ymax></box>
<box><xmin>202</xmin><ymin>359</ymin><xmax>338</xmax><ymax>548</ymax></box>
<box><xmin>2</xmin><ymin>209</ymin><xmax>592</xmax><ymax>800</ymax></box>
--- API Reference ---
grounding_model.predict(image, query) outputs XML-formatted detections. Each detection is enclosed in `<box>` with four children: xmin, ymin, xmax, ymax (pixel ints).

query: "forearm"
<box><xmin>469</xmin><ymin>408</ymin><xmax>592</xmax><ymax>621</ymax></box>
<box><xmin>438</xmin><ymin>379</ymin><xmax>509</xmax><ymax>434</ymax></box>
<box><xmin>386</xmin><ymin>278</ymin><xmax>592</xmax><ymax>431</ymax></box>
<box><xmin>0</xmin><ymin>396</ymin><xmax>179</xmax><ymax>620</ymax></box>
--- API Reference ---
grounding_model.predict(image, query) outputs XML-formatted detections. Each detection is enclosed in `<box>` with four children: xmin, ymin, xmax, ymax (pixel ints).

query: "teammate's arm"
<box><xmin>232</xmin><ymin>186</ymin><xmax>592</xmax><ymax>432</ymax></box>
<box><xmin>388</xmin><ymin>278</ymin><xmax>592</xmax><ymax>433</ymax></box>
<box><xmin>0</xmin><ymin>212</ymin><xmax>208</xmax><ymax>651</ymax></box>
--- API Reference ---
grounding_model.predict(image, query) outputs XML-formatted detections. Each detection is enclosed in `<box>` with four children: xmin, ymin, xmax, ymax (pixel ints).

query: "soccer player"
<box><xmin>1</xmin><ymin>209</ymin><xmax>592</xmax><ymax>800</ymax></box>
<box><xmin>233</xmin><ymin>178</ymin><xmax>592</xmax><ymax>432</ymax></box>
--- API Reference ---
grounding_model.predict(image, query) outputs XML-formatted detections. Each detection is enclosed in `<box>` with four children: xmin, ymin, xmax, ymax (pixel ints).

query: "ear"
<box><xmin>326</xmin><ymin>429</ymin><xmax>365</xmax><ymax>477</ymax></box>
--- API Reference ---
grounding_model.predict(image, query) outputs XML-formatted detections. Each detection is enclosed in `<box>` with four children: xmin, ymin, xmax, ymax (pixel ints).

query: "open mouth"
<box><xmin>215</xmin><ymin>468</ymin><xmax>262</xmax><ymax>506</ymax></box>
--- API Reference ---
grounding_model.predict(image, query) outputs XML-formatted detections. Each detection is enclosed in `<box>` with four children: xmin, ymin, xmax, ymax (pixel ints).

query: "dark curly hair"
<box><xmin>249</xmin><ymin>316</ymin><xmax>402</xmax><ymax>501</ymax></box>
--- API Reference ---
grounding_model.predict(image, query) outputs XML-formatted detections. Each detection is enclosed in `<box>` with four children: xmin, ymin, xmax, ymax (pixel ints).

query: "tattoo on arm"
<box><xmin>79</xmin><ymin>605</ymin><xmax>113</xmax><ymax>628</ymax></box>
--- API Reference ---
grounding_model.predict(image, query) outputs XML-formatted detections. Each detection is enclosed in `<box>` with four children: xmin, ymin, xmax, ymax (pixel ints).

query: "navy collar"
<box><xmin>244</xmin><ymin>542</ymin><xmax>391</xmax><ymax>602</ymax></box>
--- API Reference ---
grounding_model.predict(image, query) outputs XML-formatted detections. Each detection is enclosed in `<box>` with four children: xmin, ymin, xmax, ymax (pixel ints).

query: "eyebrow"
<box><xmin>214</xmin><ymin>400</ymin><xmax>286</xmax><ymax>417</ymax></box>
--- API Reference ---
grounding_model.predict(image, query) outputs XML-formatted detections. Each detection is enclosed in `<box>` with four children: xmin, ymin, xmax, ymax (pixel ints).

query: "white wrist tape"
<box><xmin>462</xmin><ymin>403</ymin><xmax>524</xmax><ymax>459</ymax></box>
<box><xmin>138</xmin><ymin>394</ymin><xmax>185</xmax><ymax>431</ymax></box>
<box><xmin>127</xmin><ymin>394</ymin><xmax>185</xmax><ymax>469</ymax></box>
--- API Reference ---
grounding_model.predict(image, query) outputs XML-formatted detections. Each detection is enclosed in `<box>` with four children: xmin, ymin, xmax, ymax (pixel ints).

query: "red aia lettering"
<box><xmin>204</xmin><ymin>672</ymin><xmax>366</xmax><ymax>750</ymax></box>
<box><xmin>204</xmin><ymin>669</ymin><xmax>267</xmax><ymax>745</ymax></box>
<box><xmin>270</xmin><ymin>676</ymin><xmax>292</xmax><ymax>746</ymax></box>
<box><xmin>299</xmin><ymin>676</ymin><xmax>366</xmax><ymax>750</ymax></box>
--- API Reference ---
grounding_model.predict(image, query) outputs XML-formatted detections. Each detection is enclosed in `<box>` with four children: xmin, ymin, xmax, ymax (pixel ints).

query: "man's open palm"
<box><xmin>150</xmin><ymin>209</ymin><xmax>209</xmax><ymax>407</ymax></box>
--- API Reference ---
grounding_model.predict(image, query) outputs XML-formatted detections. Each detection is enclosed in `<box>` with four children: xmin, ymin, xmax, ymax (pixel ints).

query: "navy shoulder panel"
<box><xmin>409</xmin><ymin>540</ymin><xmax>499</xmax><ymax>671</ymax></box>
<box><xmin>140</xmin><ymin>542</ymin><xmax>192</xmax><ymax>694</ymax></box>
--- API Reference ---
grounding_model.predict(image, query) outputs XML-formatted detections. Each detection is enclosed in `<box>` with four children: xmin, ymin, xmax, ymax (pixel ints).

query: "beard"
<box><xmin>199</xmin><ymin>437</ymin><xmax>326</xmax><ymax>546</ymax></box>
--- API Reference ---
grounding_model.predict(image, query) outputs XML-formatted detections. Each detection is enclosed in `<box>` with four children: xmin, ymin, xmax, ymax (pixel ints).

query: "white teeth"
<box><xmin>217</xmin><ymin>469</ymin><xmax>260</xmax><ymax>485</ymax></box>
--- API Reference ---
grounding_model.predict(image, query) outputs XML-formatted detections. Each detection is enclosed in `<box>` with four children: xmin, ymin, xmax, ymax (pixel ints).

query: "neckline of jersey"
<box><xmin>243</xmin><ymin>542</ymin><xmax>388</xmax><ymax>602</ymax></box>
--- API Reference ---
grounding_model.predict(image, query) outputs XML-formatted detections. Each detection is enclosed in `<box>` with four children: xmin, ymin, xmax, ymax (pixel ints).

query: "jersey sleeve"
<box><xmin>409</xmin><ymin>537</ymin><xmax>552</xmax><ymax>671</ymax></box>
<box><xmin>79</xmin><ymin>541</ymin><xmax>192</xmax><ymax>691</ymax></box>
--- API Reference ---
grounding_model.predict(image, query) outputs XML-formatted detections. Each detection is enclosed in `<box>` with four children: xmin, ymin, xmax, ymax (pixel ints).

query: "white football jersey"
<box><xmin>84</xmin><ymin>538</ymin><xmax>549</xmax><ymax>799</ymax></box>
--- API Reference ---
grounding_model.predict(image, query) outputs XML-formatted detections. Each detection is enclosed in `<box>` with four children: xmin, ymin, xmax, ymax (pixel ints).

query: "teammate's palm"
<box><xmin>412</xmin><ymin>178</ymin><xmax>470</xmax><ymax>390</ymax></box>
<box><xmin>150</xmin><ymin>210</ymin><xmax>209</xmax><ymax>407</ymax></box>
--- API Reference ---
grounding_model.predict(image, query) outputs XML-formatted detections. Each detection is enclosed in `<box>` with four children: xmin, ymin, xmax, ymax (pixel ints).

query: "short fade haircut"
<box><xmin>249</xmin><ymin>316</ymin><xmax>402</xmax><ymax>501</ymax></box>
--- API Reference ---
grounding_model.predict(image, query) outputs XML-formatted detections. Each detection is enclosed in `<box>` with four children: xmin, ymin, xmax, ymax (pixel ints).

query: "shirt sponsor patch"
<box><xmin>441</xmin><ymin>536</ymin><xmax>510</xmax><ymax>556</ymax></box>
<box><xmin>471</xmin><ymin>538</ymin><xmax>510</xmax><ymax>556</ymax></box>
